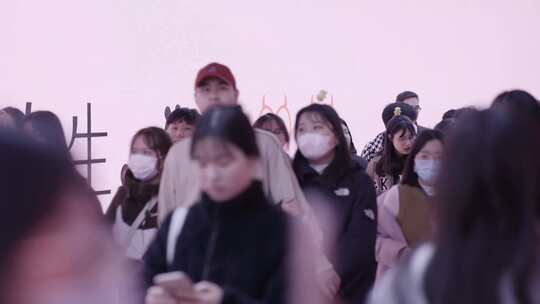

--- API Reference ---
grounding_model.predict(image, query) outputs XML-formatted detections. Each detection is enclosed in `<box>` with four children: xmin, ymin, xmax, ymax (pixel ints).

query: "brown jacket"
<box><xmin>375</xmin><ymin>184</ymin><xmax>434</xmax><ymax>280</ymax></box>
<box><xmin>397</xmin><ymin>185</ymin><xmax>433</xmax><ymax>246</ymax></box>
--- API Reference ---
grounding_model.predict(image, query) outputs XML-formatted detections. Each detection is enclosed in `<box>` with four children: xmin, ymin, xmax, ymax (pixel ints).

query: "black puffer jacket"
<box><xmin>293</xmin><ymin>156</ymin><xmax>377</xmax><ymax>304</ymax></box>
<box><xmin>143</xmin><ymin>181</ymin><xmax>292</xmax><ymax>304</ymax></box>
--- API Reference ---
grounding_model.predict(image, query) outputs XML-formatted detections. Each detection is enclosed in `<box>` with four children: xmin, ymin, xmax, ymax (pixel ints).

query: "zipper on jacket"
<box><xmin>201</xmin><ymin>210</ymin><xmax>220</xmax><ymax>280</ymax></box>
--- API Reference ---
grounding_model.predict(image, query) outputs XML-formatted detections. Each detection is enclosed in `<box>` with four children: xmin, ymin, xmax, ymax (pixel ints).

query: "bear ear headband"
<box><xmin>164</xmin><ymin>104</ymin><xmax>182</xmax><ymax>119</ymax></box>
<box><xmin>393</xmin><ymin>107</ymin><xmax>402</xmax><ymax>117</ymax></box>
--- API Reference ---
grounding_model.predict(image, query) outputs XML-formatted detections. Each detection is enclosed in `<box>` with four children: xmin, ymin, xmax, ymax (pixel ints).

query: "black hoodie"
<box><xmin>143</xmin><ymin>181</ymin><xmax>292</xmax><ymax>304</ymax></box>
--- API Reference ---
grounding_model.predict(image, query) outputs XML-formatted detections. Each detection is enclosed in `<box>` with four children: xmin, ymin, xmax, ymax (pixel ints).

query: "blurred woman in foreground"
<box><xmin>0</xmin><ymin>130</ymin><xmax>135</xmax><ymax>304</ymax></box>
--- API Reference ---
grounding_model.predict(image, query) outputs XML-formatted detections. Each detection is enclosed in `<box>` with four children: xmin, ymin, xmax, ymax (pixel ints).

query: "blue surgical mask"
<box><xmin>414</xmin><ymin>159</ymin><xmax>441</xmax><ymax>184</ymax></box>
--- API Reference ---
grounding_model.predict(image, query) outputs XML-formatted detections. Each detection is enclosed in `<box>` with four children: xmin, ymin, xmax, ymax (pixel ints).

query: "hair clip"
<box><xmin>394</xmin><ymin>107</ymin><xmax>402</xmax><ymax>117</ymax></box>
<box><xmin>317</xmin><ymin>90</ymin><xmax>328</xmax><ymax>102</ymax></box>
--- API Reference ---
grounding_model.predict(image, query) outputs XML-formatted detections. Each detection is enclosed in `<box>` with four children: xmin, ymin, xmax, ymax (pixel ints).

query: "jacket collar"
<box><xmin>294</xmin><ymin>156</ymin><xmax>322</xmax><ymax>183</ymax></box>
<box><xmin>201</xmin><ymin>181</ymin><xmax>266</xmax><ymax>215</ymax></box>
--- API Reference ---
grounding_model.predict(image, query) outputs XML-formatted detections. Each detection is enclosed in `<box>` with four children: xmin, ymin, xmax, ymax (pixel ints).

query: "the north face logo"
<box><xmin>364</xmin><ymin>209</ymin><xmax>375</xmax><ymax>221</ymax></box>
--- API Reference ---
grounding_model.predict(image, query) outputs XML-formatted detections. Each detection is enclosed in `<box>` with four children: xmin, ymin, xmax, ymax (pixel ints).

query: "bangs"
<box><xmin>191</xmin><ymin>136</ymin><xmax>234</xmax><ymax>160</ymax></box>
<box><xmin>302</xmin><ymin>111</ymin><xmax>334</xmax><ymax>131</ymax></box>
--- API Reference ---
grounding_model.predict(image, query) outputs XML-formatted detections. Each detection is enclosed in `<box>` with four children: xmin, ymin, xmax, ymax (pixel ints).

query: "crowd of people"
<box><xmin>1</xmin><ymin>62</ymin><xmax>540</xmax><ymax>304</ymax></box>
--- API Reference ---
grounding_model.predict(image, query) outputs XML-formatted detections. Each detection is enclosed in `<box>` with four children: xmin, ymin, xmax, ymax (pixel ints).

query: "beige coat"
<box><xmin>158</xmin><ymin>129</ymin><xmax>324</xmax><ymax>244</ymax></box>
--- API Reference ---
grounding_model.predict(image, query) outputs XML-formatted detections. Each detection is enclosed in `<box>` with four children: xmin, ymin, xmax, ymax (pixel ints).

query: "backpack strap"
<box><xmin>123</xmin><ymin>196</ymin><xmax>158</xmax><ymax>248</ymax></box>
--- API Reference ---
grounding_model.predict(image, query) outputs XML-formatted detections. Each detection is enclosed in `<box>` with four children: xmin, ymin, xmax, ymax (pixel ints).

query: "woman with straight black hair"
<box><xmin>143</xmin><ymin>105</ymin><xmax>294</xmax><ymax>304</ymax></box>
<box><xmin>22</xmin><ymin>111</ymin><xmax>102</xmax><ymax>214</ymax></box>
<box><xmin>491</xmin><ymin>89</ymin><xmax>540</xmax><ymax>121</ymax></box>
<box><xmin>292</xmin><ymin>103</ymin><xmax>377</xmax><ymax>304</ymax></box>
<box><xmin>0</xmin><ymin>107</ymin><xmax>25</xmax><ymax>130</ymax></box>
<box><xmin>367</xmin><ymin>108</ymin><xmax>417</xmax><ymax>196</ymax></box>
<box><xmin>23</xmin><ymin>111</ymin><xmax>72</xmax><ymax>160</ymax></box>
<box><xmin>360</xmin><ymin>102</ymin><xmax>418</xmax><ymax>163</ymax></box>
<box><xmin>375</xmin><ymin>129</ymin><xmax>443</xmax><ymax>280</ymax></box>
<box><xmin>368</xmin><ymin>108</ymin><xmax>540</xmax><ymax>304</ymax></box>
<box><xmin>0</xmin><ymin>130</ymin><xmax>133</xmax><ymax>304</ymax></box>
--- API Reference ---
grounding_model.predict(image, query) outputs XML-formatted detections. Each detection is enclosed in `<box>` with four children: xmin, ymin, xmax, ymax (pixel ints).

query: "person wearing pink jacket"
<box><xmin>375</xmin><ymin>129</ymin><xmax>444</xmax><ymax>280</ymax></box>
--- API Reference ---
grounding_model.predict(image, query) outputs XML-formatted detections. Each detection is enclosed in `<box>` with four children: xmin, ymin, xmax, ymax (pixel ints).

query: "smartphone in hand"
<box><xmin>153</xmin><ymin>271</ymin><xmax>194</xmax><ymax>292</ymax></box>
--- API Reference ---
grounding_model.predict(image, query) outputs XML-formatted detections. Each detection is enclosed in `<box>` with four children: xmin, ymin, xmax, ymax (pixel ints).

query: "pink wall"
<box><xmin>2</xmin><ymin>0</ymin><xmax>539</xmax><ymax>208</ymax></box>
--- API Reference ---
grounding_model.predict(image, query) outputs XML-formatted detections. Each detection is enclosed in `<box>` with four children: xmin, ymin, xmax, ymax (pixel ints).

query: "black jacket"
<box><xmin>351</xmin><ymin>154</ymin><xmax>368</xmax><ymax>170</ymax></box>
<box><xmin>105</xmin><ymin>170</ymin><xmax>159</xmax><ymax>229</ymax></box>
<box><xmin>293</xmin><ymin>156</ymin><xmax>377</xmax><ymax>304</ymax></box>
<box><xmin>143</xmin><ymin>181</ymin><xmax>291</xmax><ymax>304</ymax></box>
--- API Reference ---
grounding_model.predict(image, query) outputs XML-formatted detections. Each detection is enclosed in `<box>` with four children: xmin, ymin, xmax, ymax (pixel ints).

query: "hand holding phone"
<box><xmin>153</xmin><ymin>271</ymin><xmax>197</xmax><ymax>301</ymax></box>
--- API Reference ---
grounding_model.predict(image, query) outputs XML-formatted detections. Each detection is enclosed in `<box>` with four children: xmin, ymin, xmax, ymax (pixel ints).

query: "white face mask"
<box><xmin>297</xmin><ymin>132</ymin><xmax>336</xmax><ymax>161</ymax></box>
<box><xmin>128</xmin><ymin>154</ymin><xmax>159</xmax><ymax>181</ymax></box>
<box><xmin>414</xmin><ymin>159</ymin><xmax>441</xmax><ymax>184</ymax></box>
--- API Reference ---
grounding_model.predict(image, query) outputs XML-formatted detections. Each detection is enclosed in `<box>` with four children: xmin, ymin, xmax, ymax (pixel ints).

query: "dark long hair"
<box><xmin>375</xmin><ymin>115</ymin><xmax>416</xmax><ymax>179</ymax></box>
<box><xmin>401</xmin><ymin>129</ymin><xmax>444</xmax><ymax>188</ymax></box>
<box><xmin>2</xmin><ymin>107</ymin><xmax>25</xmax><ymax>129</ymax></box>
<box><xmin>0</xmin><ymin>130</ymin><xmax>74</xmax><ymax>277</ymax></box>
<box><xmin>491</xmin><ymin>89</ymin><xmax>540</xmax><ymax>122</ymax></box>
<box><xmin>253</xmin><ymin>113</ymin><xmax>290</xmax><ymax>144</ymax></box>
<box><xmin>191</xmin><ymin>105</ymin><xmax>259</xmax><ymax>158</ymax></box>
<box><xmin>293</xmin><ymin>104</ymin><xmax>352</xmax><ymax>184</ymax></box>
<box><xmin>424</xmin><ymin>109</ymin><xmax>540</xmax><ymax>304</ymax></box>
<box><xmin>23</xmin><ymin>111</ymin><xmax>71</xmax><ymax>160</ymax></box>
<box><xmin>340</xmin><ymin>118</ymin><xmax>357</xmax><ymax>155</ymax></box>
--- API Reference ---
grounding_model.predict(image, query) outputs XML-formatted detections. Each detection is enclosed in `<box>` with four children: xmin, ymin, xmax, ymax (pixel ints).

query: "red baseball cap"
<box><xmin>195</xmin><ymin>63</ymin><xmax>237</xmax><ymax>90</ymax></box>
